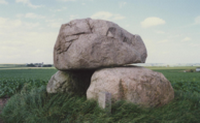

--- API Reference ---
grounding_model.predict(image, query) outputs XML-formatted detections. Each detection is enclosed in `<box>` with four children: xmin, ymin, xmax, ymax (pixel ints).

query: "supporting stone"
<box><xmin>98</xmin><ymin>92</ymin><xmax>112</xmax><ymax>113</ymax></box>
<box><xmin>87</xmin><ymin>66</ymin><xmax>174</xmax><ymax>107</ymax></box>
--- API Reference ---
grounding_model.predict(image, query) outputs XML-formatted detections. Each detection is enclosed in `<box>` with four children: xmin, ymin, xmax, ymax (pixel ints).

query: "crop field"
<box><xmin>1</xmin><ymin>66</ymin><xmax>199</xmax><ymax>97</ymax></box>
<box><xmin>0</xmin><ymin>66</ymin><xmax>200</xmax><ymax>123</ymax></box>
<box><xmin>0</xmin><ymin>67</ymin><xmax>57</xmax><ymax>97</ymax></box>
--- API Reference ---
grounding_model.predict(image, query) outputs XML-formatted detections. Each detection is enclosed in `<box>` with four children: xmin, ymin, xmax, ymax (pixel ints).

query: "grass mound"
<box><xmin>0</xmin><ymin>86</ymin><xmax>109</xmax><ymax>123</ymax></box>
<box><xmin>1</xmin><ymin>86</ymin><xmax>200</xmax><ymax>123</ymax></box>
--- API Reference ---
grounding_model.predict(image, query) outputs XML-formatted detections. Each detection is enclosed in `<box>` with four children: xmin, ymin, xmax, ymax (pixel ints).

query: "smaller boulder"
<box><xmin>87</xmin><ymin>66</ymin><xmax>174</xmax><ymax>107</ymax></box>
<box><xmin>47</xmin><ymin>70</ymin><xmax>95</xmax><ymax>96</ymax></box>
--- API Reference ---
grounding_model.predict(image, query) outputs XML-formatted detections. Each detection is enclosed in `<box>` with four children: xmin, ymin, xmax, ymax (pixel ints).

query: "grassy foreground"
<box><xmin>0</xmin><ymin>66</ymin><xmax>200</xmax><ymax>123</ymax></box>
<box><xmin>1</xmin><ymin>86</ymin><xmax>200</xmax><ymax>123</ymax></box>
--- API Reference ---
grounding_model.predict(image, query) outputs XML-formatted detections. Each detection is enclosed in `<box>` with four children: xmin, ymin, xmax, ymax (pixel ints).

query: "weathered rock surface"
<box><xmin>54</xmin><ymin>18</ymin><xmax>147</xmax><ymax>70</ymax></box>
<box><xmin>87</xmin><ymin>66</ymin><xmax>174</xmax><ymax>107</ymax></box>
<box><xmin>47</xmin><ymin>70</ymin><xmax>95</xmax><ymax>95</ymax></box>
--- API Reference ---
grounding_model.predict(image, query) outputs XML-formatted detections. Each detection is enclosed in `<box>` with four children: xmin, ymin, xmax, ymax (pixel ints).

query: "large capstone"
<box><xmin>54</xmin><ymin>18</ymin><xmax>147</xmax><ymax>70</ymax></box>
<box><xmin>87</xmin><ymin>66</ymin><xmax>174</xmax><ymax>107</ymax></box>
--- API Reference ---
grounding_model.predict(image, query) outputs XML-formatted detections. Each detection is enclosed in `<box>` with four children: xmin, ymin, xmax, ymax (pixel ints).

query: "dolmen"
<box><xmin>47</xmin><ymin>18</ymin><xmax>174</xmax><ymax>108</ymax></box>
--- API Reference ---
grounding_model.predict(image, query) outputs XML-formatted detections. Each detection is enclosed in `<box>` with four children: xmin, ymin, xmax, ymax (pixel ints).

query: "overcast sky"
<box><xmin>0</xmin><ymin>0</ymin><xmax>200</xmax><ymax>64</ymax></box>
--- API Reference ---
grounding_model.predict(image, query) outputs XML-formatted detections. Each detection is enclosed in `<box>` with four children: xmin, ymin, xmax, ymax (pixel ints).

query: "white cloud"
<box><xmin>0</xmin><ymin>0</ymin><xmax>8</xmax><ymax>4</ymax></box>
<box><xmin>16</xmin><ymin>13</ymin><xmax>45</xmax><ymax>19</ymax></box>
<box><xmin>25</xmin><ymin>13</ymin><xmax>45</xmax><ymax>19</ymax></box>
<box><xmin>112</xmin><ymin>14</ymin><xmax>125</xmax><ymax>20</ymax></box>
<box><xmin>16</xmin><ymin>14</ymin><xmax>24</xmax><ymax>18</ymax></box>
<box><xmin>158</xmin><ymin>39</ymin><xmax>169</xmax><ymax>43</ymax></box>
<box><xmin>182</xmin><ymin>37</ymin><xmax>191</xmax><ymax>42</ymax></box>
<box><xmin>91</xmin><ymin>11</ymin><xmax>125</xmax><ymax>21</ymax></box>
<box><xmin>141</xmin><ymin>17</ymin><xmax>166</xmax><ymax>28</ymax></box>
<box><xmin>32</xmin><ymin>49</ymin><xmax>43</xmax><ymax>55</ymax></box>
<box><xmin>189</xmin><ymin>43</ymin><xmax>200</xmax><ymax>47</ymax></box>
<box><xmin>0</xmin><ymin>31</ymin><xmax>57</xmax><ymax>64</ymax></box>
<box><xmin>91</xmin><ymin>11</ymin><xmax>112</xmax><ymax>20</ymax></box>
<box><xmin>168</xmin><ymin>34</ymin><xmax>183</xmax><ymax>38</ymax></box>
<box><xmin>0</xmin><ymin>17</ymin><xmax>40</xmax><ymax>34</ymax></box>
<box><xmin>0</xmin><ymin>16</ymin><xmax>58</xmax><ymax>64</ymax></box>
<box><xmin>180</xmin><ymin>16</ymin><xmax>200</xmax><ymax>28</ymax></box>
<box><xmin>69</xmin><ymin>15</ymin><xmax>79</xmax><ymax>20</ymax></box>
<box><xmin>0</xmin><ymin>17</ymin><xmax>7</xmax><ymax>24</ymax></box>
<box><xmin>194</xmin><ymin>16</ymin><xmax>200</xmax><ymax>24</ymax></box>
<box><xmin>24</xmin><ymin>22</ymin><xmax>40</xmax><ymax>29</ymax></box>
<box><xmin>125</xmin><ymin>24</ymin><xmax>130</xmax><ymax>28</ymax></box>
<box><xmin>155</xmin><ymin>30</ymin><xmax>165</xmax><ymax>34</ymax></box>
<box><xmin>46</xmin><ymin>19</ymin><xmax>64</xmax><ymax>28</ymax></box>
<box><xmin>49</xmin><ymin>7</ymin><xmax>67</xmax><ymax>12</ymax></box>
<box><xmin>15</xmin><ymin>0</ymin><xmax>43</xmax><ymax>8</ymax></box>
<box><xmin>0</xmin><ymin>17</ymin><xmax>22</xmax><ymax>30</ymax></box>
<box><xmin>48</xmin><ymin>22</ymin><xmax>61</xmax><ymax>28</ymax></box>
<box><xmin>119</xmin><ymin>2</ymin><xmax>127</xmax><ymax>8</ymax></box>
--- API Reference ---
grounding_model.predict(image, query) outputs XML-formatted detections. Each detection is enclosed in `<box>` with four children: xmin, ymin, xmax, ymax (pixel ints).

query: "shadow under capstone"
<box><xmin>47</xmin><ymin>69</ymin><xmax>96</xmax><ymax>96</ymax></box>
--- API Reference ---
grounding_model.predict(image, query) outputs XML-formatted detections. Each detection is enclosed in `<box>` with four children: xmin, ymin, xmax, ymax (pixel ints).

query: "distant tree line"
<box><xmin>26</xmin><ymin>63</ymin><xmax>53</xmax><ymax>67</ymax></box>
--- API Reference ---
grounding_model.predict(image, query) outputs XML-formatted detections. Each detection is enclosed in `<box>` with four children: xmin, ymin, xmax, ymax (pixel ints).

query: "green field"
<box><xmin>1</xmin><ymin>66</ymin><xmax>199</xmax><ymax>97</ymax></box>
<box><xmin>0</xmin><ymin>67</ymin><xmax>57</xmax><ymax>97</ymax></box>
<box><xmin>0</xmin><ymin>66</ymin><xmax>200</xmax><ymax>123</ymax></box>
<box><xmin>0</xmin><ymin>64</ymin><xmax>27</xmax><ymax>69</ymax></box>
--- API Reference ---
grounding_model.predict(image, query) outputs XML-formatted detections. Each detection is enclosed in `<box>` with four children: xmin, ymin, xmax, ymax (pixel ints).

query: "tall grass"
<box><xmin>1</xmin><ymin>86</ymin><xmax>200</xmax><ymax>123</ymax></box>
